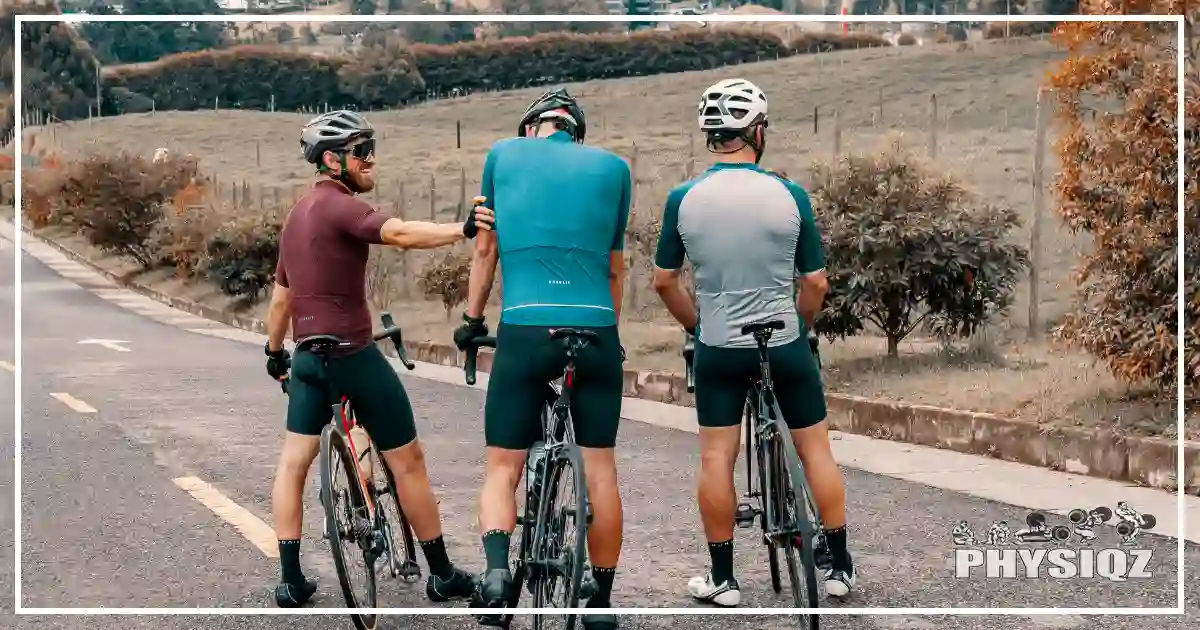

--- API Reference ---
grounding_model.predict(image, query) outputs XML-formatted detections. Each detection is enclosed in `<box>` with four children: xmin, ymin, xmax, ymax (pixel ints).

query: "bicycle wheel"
<box><xmin>771</xmin><ymin>425</ymin><xmax>820</xmax><ymax>629</ymax></box>
<box><xmin>531</xmin><ymin>443</ymin><xmax>589</xmax><ymax>630</ymax></box>
<box><xmin>372</xmin><ymin>442</ymin><xmax>422</xmax><ymax>582</ymax></box>
<box><xmin>751</xmin><ymin>399</ymin><xmax>782</xmax><ymax>594</ymax></box>
<box><xmin>319</xmin><ymin>424</ymin><xmax>378</xmax><ymax>630</ymax></box>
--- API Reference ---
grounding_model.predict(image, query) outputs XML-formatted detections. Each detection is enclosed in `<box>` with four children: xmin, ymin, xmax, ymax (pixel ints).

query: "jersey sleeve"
<box><xmin>611</xmin><ymin>159</ymin><xmax>632</xmax><ymax>252</ymax></box>
<box><xmin>787</xmin><ymin>182</ymin><xmax>826</xmax><ymax>274</ymax></box>
<box><xmin>333</xmin><ymin>199</ymin><xmax>389</xmax><ymax>245</ymax></box>
<box><xmin>480</xmin><ymin>143</ymin><xmax>498</xmax><ymax>210</ymax></box>
<box><xmin>274</xmin><ymin>246</ymin><xmax>289</xmax><ymax>288</ymax></box>
<box><xmin>654</xmin><ymin>186</ymin><xmax>687</xmax><ymax>270</ymax></box>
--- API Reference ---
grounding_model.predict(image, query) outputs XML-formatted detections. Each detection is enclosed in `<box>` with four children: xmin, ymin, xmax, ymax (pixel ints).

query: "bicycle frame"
<box><xmin>335</xmin><ymin>396</ymin><xmax>377</xmax><ymax>522</ymax></box>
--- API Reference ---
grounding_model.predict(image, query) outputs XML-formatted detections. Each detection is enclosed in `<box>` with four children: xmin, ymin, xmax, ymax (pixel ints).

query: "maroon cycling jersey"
<box><xmin>275</xmin><ymin>179</ymin><xmax>389</xmax><ymax>352</ymax></box>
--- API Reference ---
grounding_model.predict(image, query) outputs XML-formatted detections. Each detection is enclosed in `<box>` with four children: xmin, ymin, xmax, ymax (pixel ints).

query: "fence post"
<box><xmin>455</xmin><ymin>120</ymin><xmax>462</xmax><ymax>150</ymax></box>
<box><xmin>256</xmin><ymin>142</ymin><xmax>261</xmax><ymax>168</ymax></box>
<box><xmin>877</xmin><ymin>86</ymin><xmax>884</xmax><ymax>126</ymax></box>
<box><xmin>833</xmin><ymin>110</ymin><xmax>842</xmax><ymax>157</ymax></box>
<box><xmin>813</xmin><ymin>106</ymin><xmax>819</xmax><ymax>135</ymax></box>
<box><xmin>457</xmin><ymin>166</ymin><xmax>467</xmax><ymax>221</ymax></box>
<box><xmin>428</xmin><ymin>174</ymin><xmax>437</xmax><ymax>221</ymax></box>
<box><xmin>929</xmin><ymin>93</ymin><xmax>938</xmax><ymax>160</ymax></box>
<box><xmin>1028</xmin><ymin>87</ymin><xmax>1048</xmax><ymax>340</ymax></box>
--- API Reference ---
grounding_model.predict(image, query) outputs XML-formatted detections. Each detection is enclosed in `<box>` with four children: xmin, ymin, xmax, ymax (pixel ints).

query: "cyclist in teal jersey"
<box><xmin>453</xmin><ymin>89</ymin><xmax>629</xmax><ymax>630</ymax></box>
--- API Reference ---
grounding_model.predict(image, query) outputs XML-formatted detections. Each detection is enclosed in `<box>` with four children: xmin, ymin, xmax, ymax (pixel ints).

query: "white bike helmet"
<box><xmin>697</xmin><ymin>78</ymin><xmax>769</xmax><ymax>132</ymax></box>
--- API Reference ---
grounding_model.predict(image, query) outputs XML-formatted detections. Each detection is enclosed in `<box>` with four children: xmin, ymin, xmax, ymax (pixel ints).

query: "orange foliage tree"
<box><xmin>1047</xmin><ymin>0</ymin><xmax>1197</xmax><ymax>394</ymax></box>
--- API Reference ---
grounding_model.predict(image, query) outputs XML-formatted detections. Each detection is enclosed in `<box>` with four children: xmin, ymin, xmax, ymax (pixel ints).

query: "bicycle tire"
<box><xmin>374</xmin><ymin>443</ymin><xmax>421</xmax><ymax>582</ymax></box>
<box><xmin>772</xmin><ymin>423</ymin><xmax>820</xmax><ymax>629</ymax></box>
<box><xmin>319</xmin><ymin>424</ymin><xmax>378</xmax><ymax>630</ymax></box>
<box><xmin>751</xmin><ymin>398</ymin><xmax>782</xmax><ymax>594</ymax></box>
<box><xmin>531</xmin><ymin>443</ymin><xmax>589</xmax><ymax>630</ymax></box>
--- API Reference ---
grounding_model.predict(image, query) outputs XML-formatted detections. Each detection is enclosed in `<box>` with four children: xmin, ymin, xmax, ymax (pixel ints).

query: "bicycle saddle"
<box><xmin>295</xmin><ymin>334</ymin><xmax>350</xmax><ymax>355</ymax></box>
<box><xmin>741</xmin><ymin>320</ymin><xmax>785</xmax><ymax>336</ymax></box>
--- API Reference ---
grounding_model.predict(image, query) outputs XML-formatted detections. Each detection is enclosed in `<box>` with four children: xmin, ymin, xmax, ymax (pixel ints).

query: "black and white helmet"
<box><xmin>518</xmin><ymin>88</ymin><xmax>587</xmax><ymax>143</ymax></box>
<box><xmin>697</xmin><ymin>78</ymin><xmax>769</xmax><ymax>132</ymax></box>
<box><xmin>299</xmin><ymin>109</ymin><xmax>375</xmax><ymax>164</ymax></box>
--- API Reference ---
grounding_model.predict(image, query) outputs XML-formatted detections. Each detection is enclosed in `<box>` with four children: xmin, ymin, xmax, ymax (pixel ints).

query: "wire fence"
<box><xmin>10</xmin><ymin>35</ymin><xmax>1078</xmax><ymax>338</ymax></box>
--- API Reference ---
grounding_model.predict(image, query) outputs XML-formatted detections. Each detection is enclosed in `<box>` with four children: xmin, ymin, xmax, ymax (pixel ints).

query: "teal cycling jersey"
<box><xmin>480</xmin><ymin>130</ymin><xmax>631</xmax><ymax>327</ymax></box>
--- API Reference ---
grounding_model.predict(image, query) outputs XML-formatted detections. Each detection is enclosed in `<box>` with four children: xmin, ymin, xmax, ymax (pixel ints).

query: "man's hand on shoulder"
<box><xmin>463</xmin><ymin>196</ymin><xmax>496</xmax><ymax>239</ymax></box>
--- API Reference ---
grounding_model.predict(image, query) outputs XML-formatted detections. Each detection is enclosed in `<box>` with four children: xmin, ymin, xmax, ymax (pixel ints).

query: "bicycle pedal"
<box><xmin>476</xmin><ymin>614</ymin><xmax>508</xmax><ymax>628</ymax></box>
<box><xmin>397</xmin><ymin>560</ymin><xmax>422</xmax><ymax>582</ymax></box>
<box><xmin>734</xmin><ymin>503</ymin><xmax>757</xmax><ymax>528</ymax></box>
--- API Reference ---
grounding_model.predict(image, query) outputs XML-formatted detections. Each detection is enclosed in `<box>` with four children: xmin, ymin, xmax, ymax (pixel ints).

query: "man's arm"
<box><xmin>465</xmin><ymin>149</ymin><xmax>502</xmax><ymax>319</ymax></box>
<box><xmin>651</xmin><ymin>188</ymin><xmax>698</xmax><ymax>331</ymax></box>
<box><xmin>791</xmin><ymin>184</ymin><xmax>828</xmax><ymax>329</ymax></box>
<box><xmin>266</xmin><ymin>282</ymin><xmax>293</xmax><ymax>352</ymax></box>
<box><xmin>466</xmin><ymin>228</ymin><xmax>498</xmax><ymax>319</ymax></box>
<box><xmin>335</xmin><ymin>198</ymin><xmax>492</xmax><ymax>250</ymax></box>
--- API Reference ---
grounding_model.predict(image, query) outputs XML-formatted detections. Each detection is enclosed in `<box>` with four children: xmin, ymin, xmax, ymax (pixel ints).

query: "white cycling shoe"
<box><xmin>687</xmin><ymin>574</ymin><xmax>741</xmax><ymax>607</ymax></box>
<box><xmin>824</xmin><ymin>566</ymin><xmax>856</xmax><ymax>598</ymax></box>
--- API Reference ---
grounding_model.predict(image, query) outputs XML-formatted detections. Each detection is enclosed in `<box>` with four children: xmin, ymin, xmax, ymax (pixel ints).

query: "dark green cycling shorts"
<box><xmin>484</xmin><ymin>323</ymin><xmax>623</xmax><ymax>450</ymax></box>
<box><xmin>694</xmin><ymin>336</ymin><xmax>827</xmax><ymax>431</ymax></box>
<box><xmin>286</xmin><ymin>343</ymin><xmax>417</xmax><ymax>451</ymax></box>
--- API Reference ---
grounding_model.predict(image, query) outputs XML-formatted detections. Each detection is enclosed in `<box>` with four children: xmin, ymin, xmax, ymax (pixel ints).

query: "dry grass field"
<box><xmin>28</xmin><ymin>37</ymin><xmax>1179</xmax><ymax>436</ymax></box>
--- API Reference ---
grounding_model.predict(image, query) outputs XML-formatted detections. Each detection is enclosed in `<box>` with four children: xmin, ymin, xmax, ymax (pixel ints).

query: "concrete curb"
<box><xmin>24</xmin><ymin>223</ymin><xmax>1197</xmax><ymax>495</ymax></box>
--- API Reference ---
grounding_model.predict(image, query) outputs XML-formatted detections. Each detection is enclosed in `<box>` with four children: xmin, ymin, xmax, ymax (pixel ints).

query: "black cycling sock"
<box><xmin>823</xmin><ymin>525</ymin><xmax>852</xmax><ymax>572</ymax></box>
<box><xmin>708</xmin><ymin>539</ymin><xmax>735</xmax><ymax>586</ymax></box>
<box><xmin>588</xmin><ymin>566</ymin><xmax>616</xmax><ymax>607</ymax></box>
<box><xmin>279</xmin><ymin>539</ymin><xmax>305</xmax><ymax>585</ymax></box>
<box><xmin>419</xmin><ymin>535</ymin><xmax>454</xmax><ymax>581</ymax></box>
<box><xmin>482</xmin><ymin>530</ymin><xmax>511</xmax><ymax>572</ymax></box>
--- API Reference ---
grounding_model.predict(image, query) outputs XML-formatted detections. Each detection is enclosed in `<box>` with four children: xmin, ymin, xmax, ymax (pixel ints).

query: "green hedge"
<box><xmin>101</xmin><ymin>45</ymin><xmax>347</xmax><ymax>114</ymax></box>
<box><xmin>98</xmin><ymin>29</ymin><xmax>890</xmax><ymax>115</ymax></box>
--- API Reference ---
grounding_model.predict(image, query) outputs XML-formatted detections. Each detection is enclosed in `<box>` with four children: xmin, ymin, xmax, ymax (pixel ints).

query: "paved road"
<box><xmin>2</xmin><ymin>233</ymin><xmax>1198</xmax><ymax>629</ymax></box>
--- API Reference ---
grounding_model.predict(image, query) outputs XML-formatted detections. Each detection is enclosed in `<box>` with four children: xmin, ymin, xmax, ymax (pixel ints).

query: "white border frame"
<box><xmin>11</xmin><ymin>12</ymin><xmax>1187</xmax><ymax>617</ymax></box>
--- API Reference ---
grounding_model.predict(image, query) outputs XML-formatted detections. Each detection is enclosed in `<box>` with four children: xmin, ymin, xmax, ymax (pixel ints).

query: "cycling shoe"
<box><xmin>426</xmin><ymin>565</ymin><xmax>476</xmax><ymax>602</ymax></box>
<box><xmin>274</xmin><ymin>578</ymin><xmax>318</xmax><ymax>608</ymax></box>
<box><xmin>472</xmin><ymin>568</ymin><xmax>512</xmax><ymax>626</ymax></box>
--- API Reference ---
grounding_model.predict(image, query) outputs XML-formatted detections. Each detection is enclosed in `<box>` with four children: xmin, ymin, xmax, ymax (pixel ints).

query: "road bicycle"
<box><xmin>683</xmin><ymin>321</ymin><xmax>822</xmax><ymax>628</ymax></box>
<box><xmin>463</xmin><ymin>328</ymin><xmax>597</xmax><ymax>630</ymax></box>
<box><xmin>282</xmin><ymin>312</ymin><xmax>421</xmax><ymax>630</ymax></box>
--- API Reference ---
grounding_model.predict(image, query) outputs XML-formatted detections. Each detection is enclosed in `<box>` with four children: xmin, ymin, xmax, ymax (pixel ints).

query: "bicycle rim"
<box><xmin>319</xmin><ymin>426</ymin><xmax>377</xmax><ymax>630</ymax></box>
<box><xmin>753</xmin><ymin>403</ymin><xmax>782</xmax><ymax>593</ymax></box>
<box><xmin>531</xmin><ymin>444</ymin><xmax>588</xmax><ymax>630</ymax></box>
<box><xmin>772</xmin><ymin>428</ymin><xmax>820</xmax><ymax>628</ymax></box>
<box><xmin>377</xmin><ymin>445</ymin><xmax>421</xmax><ymax>582</ymax></box>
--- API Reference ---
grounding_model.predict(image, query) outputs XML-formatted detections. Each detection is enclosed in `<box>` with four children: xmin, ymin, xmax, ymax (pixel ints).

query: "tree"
<box><xmin>1047</xmin><ymin>0</ymin><xmax>1197</xmax><ymax>393</ymax></box>
<box><xmin>349</xmin><ymin>0</ymin><xmax>377</xmax><ymax>14</ymax></box>
<box><xmin>3</xmin><ymin>1</ymin><xmax>97</xmax><ymax>125</ymax></box>
<box><xmin>337</xmin><ymin>33</ymin><xmax>427</xmax><ymax>109</ymax></box>
<box><xmin>80</xmin><ymin>0</ymin><xmax>230</xmax><ymax>64</ymax></box>
<box><xmin>394</xmin><ymin>0</ymin><xmax>478</xmax><ymax>45</ymax></box>
<box><xmin>807</xmin><ymin>148</ymin><xmax>1029</xmax><ymax>358</ymax></box>
<box><xmin>498</xmin><ymin>0</ymin><xmax>617</xmax><ymax>37</ymax></box>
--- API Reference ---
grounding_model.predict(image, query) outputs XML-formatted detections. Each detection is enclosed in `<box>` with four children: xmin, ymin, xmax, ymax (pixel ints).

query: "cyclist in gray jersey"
<box><xmin>652</xmin><ymin>79</ymin><xmax>855</xmax><ymax>606</ymax></box>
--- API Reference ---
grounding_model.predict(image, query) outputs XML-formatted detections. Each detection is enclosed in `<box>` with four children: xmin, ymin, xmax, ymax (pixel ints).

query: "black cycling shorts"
<box><xmin>693</xmin><ymin>336</ymin><xmax>827</xmax><ymax>431</ymax></box>
<box><xmin>484</xmin><ymin>323</ymin><xmax>623</xmax><ymax>450</ymax></box>
<box><xmin>286</xmin><ymin>343</ymin><xmax>417</xmax><ymax>451</ymax></box>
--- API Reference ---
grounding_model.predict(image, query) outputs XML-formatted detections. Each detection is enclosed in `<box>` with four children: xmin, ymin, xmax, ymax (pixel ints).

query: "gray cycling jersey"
<box><xmin>654</xmin><ymin>163</ymin><xmax>825</xmax><ymax>349</ymax></box>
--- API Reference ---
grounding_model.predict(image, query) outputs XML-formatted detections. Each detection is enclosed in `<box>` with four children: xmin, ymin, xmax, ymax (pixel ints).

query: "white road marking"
<box><xmin>77</xmin><ymin>338</ymin><xmax>132</xmax><ymax>353</ymax></box>
<box><xmin>50</xmin><ymin>392</ymin><xmax>98</xmax><ymax>414</ymax></box>
<box><xmin>0</xmin><ymin>360</ymin><xmax>15</xmax><ymax>372</ymax></box>
<box><xmin>172</xmin><ymin>476</ymin><xmax>279</xmax><ymax>558</ymax></box>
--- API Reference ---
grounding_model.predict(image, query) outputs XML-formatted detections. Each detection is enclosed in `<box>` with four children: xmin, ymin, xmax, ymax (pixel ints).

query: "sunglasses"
<box><xmin>346</xmin><ymin>137</ymin><xmax>376</xmax><ymax>163</ymax></box>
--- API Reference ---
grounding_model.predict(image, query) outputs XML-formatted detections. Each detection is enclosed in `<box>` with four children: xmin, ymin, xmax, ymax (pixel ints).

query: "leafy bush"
<box><xmin>807</xmin><ymin>148</ymin><xmax>1029</xmax><ymax>357</ymax></box>
<box><xmin>897</xmin><ymin>34</ymin><xmax>917</xmax><ymax>46</ymax></box>
<box><xmin>152</xmin><ymin>194</ymin><xmax>232</xmax><ymax>277</ymax></box>
<box><xmin>337</xmin><ymin>34</ymin><xmax>426</xmax><ymax>109</ymax></box>
<box><xmin>201</xmin><ymin>211</ymin><xmax>283</xmax><ymax>302</ymax></box>
<box><xmin>96</xmin><ymin>29</ymin><xmax>888</xmax><ymax>116</ymax></box>
<box><xmin>1048</xmin><ymin>2</ymin><xmax>1194</xmax><ymax>393</ymax></box>
<box><xmin>983</xmin><ymin>22</ymin><xmax>1057</xmax><ymax>39</ymax></box>
<box><xmin>418</xmin><ymin>251</ymin><xmax>471</xmax><ymax>320</ymax></box>
<box><xmin>102</xmin><ymin>46</ymin><xmax>347</xmax><ymax>114</ymax></box>
<box><xmin>48</xmin><ymin>152</ymin><xmax>200</xmax><ymax>268</ymax></box>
